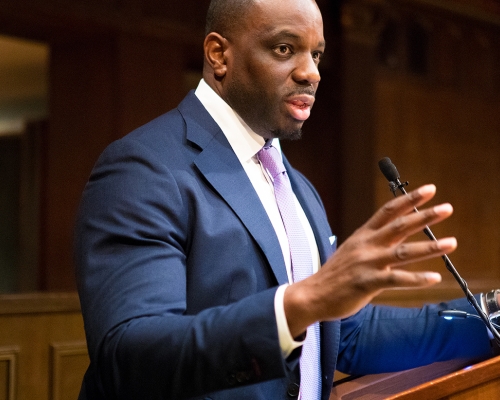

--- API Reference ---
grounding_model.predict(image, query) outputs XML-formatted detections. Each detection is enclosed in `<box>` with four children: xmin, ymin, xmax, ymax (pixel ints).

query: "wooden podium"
<box><xmin>330</xmin><ymin>355</ymin><xmax>500</xmax><ymax>399</ymax></box>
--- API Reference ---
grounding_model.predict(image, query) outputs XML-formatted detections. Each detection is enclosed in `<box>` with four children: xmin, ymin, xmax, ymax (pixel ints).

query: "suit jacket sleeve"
<box><xmin>336</xmin><ymin>296</ymin><xmax>493</xmax><ymax>375</ymax></box>
<box><xmin>75</xmin><ymin>133</ymin><xmax>291</xmax><ymax>399</ymax></box>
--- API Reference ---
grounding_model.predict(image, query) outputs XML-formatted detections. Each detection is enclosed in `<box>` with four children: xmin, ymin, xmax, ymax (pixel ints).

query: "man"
<box><xmin>74</xmin><ymin>0</ymin><xmax>496</xmax><ymax>399</ymax></box>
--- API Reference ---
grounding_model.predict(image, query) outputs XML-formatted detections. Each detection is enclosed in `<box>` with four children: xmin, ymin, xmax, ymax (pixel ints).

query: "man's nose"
<box><xmin>292</xmin><ymin>54</ymin><xmax>321</xmax><ymax>85</ymax></box>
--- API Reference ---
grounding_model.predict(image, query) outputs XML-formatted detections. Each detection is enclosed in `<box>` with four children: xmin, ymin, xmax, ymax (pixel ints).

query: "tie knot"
<box><xmin>257</xmin><ymin>145</ymin><xmax>286</xmax><ymax>179</ymax></box>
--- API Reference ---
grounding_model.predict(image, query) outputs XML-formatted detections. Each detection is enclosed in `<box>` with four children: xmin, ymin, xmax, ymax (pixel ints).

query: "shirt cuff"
<box><xmin>274</xmin><ymin>284</ymin><xmax>305</xmax><ymax>358</ymax></box>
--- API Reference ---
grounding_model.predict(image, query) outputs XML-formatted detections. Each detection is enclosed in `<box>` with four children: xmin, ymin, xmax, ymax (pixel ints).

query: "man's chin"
<box><xmin>270</xmin><ymin>127</ymin><xmax>303</xmax><ymax>141</ymax></box>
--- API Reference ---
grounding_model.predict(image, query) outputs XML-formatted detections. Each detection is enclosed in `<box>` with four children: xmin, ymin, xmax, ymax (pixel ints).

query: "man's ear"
<box><xmin>204</xmin><ymin>32</ymin><xmax>229</xmax><ymax>78</ymax></box>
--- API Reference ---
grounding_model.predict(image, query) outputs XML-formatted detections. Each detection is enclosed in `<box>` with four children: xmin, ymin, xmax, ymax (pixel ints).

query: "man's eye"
<box><xmin>313</xmin><ymin>52</ymin><xmax>323</xmax><ymax>62</ymax></box>
<box><xmin>274</xmin><ymin>45</ymin><xmax>292</xmax><ymax>55</ymax></box>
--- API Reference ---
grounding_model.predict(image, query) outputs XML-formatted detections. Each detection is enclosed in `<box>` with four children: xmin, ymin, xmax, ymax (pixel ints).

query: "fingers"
<box><xmin>351</xmin><ymin>265</ymin><xmax>443</xmax><ymax>294</ymax></box>
<box><xmin>361</xmin><ymin>184</ymin><xmax>454</xmax><ymax>250</ymax></box>
<box><xmin>300</xmin><ymin>183</ymin><xmax>456</xmax><ymax>323</ymax></box>
<box><xmin>377</xmin><ymin>202</ymin><xmax>454</xmax><ymax>245</ymax></box>
<box><xmin>383</xmin><ymin>236</ymin><xmax>457</xmax><ymax>268</ymax></box>
<box><xmin>375</xmin><ymin>268</ymin><xmax>442</xmax><ymax>290</ymax></box>
<box><xmin>366</xmin><ymin>184</ymin><xmax>437</xmax><ymax>230</ymax></box>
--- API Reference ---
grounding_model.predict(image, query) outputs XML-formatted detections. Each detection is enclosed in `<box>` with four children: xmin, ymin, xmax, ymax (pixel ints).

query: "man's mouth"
<box><xmin>285</xmin><ymin>95</ymin><xmax>315</xmax><ymax>121</ymax></box>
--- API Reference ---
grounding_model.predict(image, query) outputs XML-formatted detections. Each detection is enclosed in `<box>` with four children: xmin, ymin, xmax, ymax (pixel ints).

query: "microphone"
<box><xmin>378</xmin><ymin>157</ymin><xmax>410</xmax><ymax>196</ymax></box>
<box><xmin>378</xmin><ymin>157</ymin><xmax>500</xmax><ymax>345</ymax></box>
<box><xmin>378</xmin><ymin>157</ymin><xmax>399</xmax><ymax>182</ymax></box>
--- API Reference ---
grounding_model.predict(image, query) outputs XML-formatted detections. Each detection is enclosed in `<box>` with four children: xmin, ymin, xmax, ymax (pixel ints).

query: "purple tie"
<box><xmin>258</xmin><ymin>144</ymin><xmax>321</xmax><ymax>400</ymax></box>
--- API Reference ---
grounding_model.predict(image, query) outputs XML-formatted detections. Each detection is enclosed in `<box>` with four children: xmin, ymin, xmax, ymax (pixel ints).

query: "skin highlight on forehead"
<box><xmin>206</xmin><ymin>0</ymin><xmax>321</xmax><ymax>38</ymax></box>
<box><xmin>245</xmin><ymin>1</ymin><xmax>324</xmax><ymax>45</ymax></box>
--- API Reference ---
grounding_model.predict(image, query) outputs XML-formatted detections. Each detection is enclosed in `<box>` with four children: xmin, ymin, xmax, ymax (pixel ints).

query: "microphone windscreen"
<box><xmin>378</xmin><ymin>157</ymin><xmax>400</xmax><ymax>182</ymax></box>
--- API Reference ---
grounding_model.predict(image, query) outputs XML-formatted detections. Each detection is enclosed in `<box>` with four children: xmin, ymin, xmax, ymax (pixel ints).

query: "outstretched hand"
<box><xmin>284</xmin><ymin>184</ymin><xmax>456</xmax><ymax>337</ymax></box>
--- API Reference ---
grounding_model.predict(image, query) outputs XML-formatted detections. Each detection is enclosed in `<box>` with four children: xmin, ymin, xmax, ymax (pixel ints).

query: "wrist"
<box><xmin>283</xmin><ymin>282</ymin><xmax>317</xmax><ymax>338</ymax></box>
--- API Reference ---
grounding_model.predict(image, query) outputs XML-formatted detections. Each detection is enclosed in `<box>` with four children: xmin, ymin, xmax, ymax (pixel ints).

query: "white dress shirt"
<box><xmin>195</xmin><ymin>79</ymin><xmax>321</xmax><ymax>357</ymax></box>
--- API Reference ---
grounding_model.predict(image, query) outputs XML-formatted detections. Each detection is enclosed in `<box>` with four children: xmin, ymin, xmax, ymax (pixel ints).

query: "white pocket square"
<box><xmin>329</xmin><ymin>235</ymin><xmax>337</xmax><ymax>247</ymax></box>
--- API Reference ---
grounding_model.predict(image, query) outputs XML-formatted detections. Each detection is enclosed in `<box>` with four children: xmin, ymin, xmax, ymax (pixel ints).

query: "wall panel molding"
<box><xmin>50</xmin><ymin>341</ymin><xmax>88</xmax><ymax>400</ymax></box>
<box><xmin>0</xmin><ymin>292</ymin><xmax>80</xmax><ymax>315</ymax></box>
<box><xmin>0</xmin><ymin>346</ymin><xmax>19</xmax><ymax>400</ymax></box>
<box><xmin>0</xmin><ymin>294</ymin><xmax>87</xmax><ymax>400</ymax></box>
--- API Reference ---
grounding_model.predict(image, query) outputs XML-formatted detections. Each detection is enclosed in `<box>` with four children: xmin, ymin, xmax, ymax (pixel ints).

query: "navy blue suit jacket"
<box><xmin>75</xmin><ymin>91</ymin><xmax>493</xmax><ymax>399</ymax></box>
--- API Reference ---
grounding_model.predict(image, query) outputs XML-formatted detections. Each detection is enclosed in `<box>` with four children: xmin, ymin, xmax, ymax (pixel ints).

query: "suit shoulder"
<box><xmin>127</xmin><ymin>107</ymin><xmax>186</xmax><ymax>146</ymax></box>
<box><xmin>99</xmin><ymin>105</ymin><xmax>189</xmax><ymax>168</ymax></box>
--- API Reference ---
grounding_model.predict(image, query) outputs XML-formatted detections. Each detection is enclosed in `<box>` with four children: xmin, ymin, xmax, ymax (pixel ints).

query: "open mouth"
<box><xmin>285</xmin><ymin>95</ymin><xmax>315</xmax><ymax>121</ymax></box>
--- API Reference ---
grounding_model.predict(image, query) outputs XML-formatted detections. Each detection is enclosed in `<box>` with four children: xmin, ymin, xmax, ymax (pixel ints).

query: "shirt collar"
<box><xmin>194</xmin><ymin>79</ymin><xmax>282</xmax><ymax>162</ymax></box>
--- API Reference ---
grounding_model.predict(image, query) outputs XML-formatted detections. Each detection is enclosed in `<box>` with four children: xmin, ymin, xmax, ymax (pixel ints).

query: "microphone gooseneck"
<box><xmin>378</xmin><ymin>157</ymin><xmax>500</xmax><ymax>345</ymax></box>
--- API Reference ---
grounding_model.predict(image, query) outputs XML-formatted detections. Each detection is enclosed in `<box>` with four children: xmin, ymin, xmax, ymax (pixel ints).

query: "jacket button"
<box><xmin>287</xmin><ymin>383</ymin><xmax>300</xmax><ymax>397</ymax></box>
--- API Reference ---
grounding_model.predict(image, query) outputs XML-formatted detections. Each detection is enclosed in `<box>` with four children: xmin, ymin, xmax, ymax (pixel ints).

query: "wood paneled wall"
<box><xmin>0</xmin><ymin>0</ymin><xmax>209</xmax><ymax>291</ymax></box>
<box><xmin>0</xmin><ymin>293</ymin><xmax>87</xmax><ymax>400</ymax></box>
<box><xmin>341</xmin><ymin>0</ymin><xmax>500</xmax><ymax>306</ymax></box>
<box><xmin>42</xmin><ymin>34</ymin><xmax>189</xmax><ymax>290</ymax></box>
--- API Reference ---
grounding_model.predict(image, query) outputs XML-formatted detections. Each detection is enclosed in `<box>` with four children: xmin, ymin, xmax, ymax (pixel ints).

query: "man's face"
<box><xmin>221</xmin><ymin>0</ymin><xmax>325</xmax><ymax>140</ymax></box>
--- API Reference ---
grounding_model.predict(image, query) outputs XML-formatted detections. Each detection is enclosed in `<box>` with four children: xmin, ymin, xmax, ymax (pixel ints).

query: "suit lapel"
<box><xmin>178</xmin><ymin>93</ymin><xmax>289</xmax><ymax>285</ymax></box>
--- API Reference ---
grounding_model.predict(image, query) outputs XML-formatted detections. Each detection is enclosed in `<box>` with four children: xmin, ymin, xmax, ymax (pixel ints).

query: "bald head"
<box><xmin>205</xmin><ymin>0</ymin><xmax>256</xmax><ymax>36</ymax></box>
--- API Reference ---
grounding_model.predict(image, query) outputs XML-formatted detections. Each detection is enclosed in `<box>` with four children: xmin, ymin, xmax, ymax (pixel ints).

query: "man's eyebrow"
<box><xmin>265</xmin><ymin>29</ymin><xmax>326</xmax><ymax>48</ymax></box>
<box><xmin>273</xmin><ymin>30</ymin><xmax>301</xmax><ymax>40</ymax></box>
